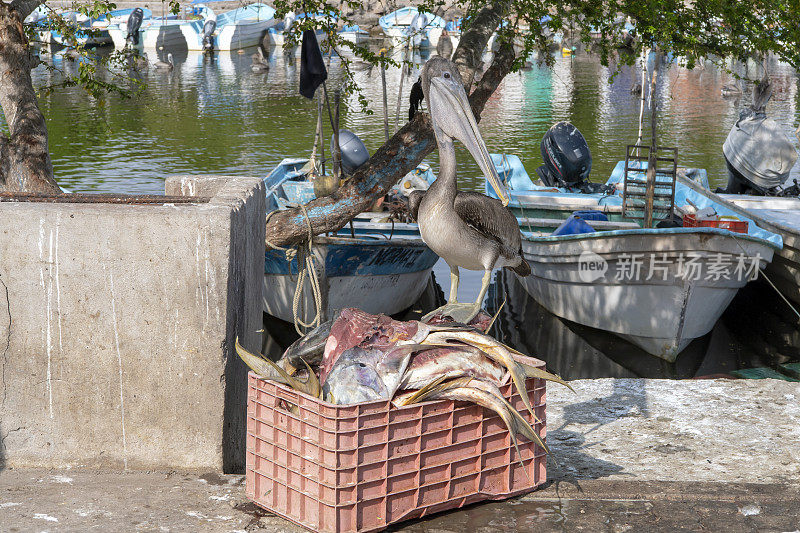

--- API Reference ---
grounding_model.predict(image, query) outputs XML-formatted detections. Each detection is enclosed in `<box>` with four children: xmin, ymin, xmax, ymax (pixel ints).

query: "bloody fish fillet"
<box><xmin>320</xmin><ymin>308</ymin><xmax>426</xmax><ymax>384</ymax></box>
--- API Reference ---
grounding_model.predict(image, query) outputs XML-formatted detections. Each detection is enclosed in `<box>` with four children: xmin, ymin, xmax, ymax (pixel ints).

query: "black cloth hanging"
<box><xmin>299</xmin><ymin>29</ymin><xmax>327</xmax><ymax>99</ymax></box>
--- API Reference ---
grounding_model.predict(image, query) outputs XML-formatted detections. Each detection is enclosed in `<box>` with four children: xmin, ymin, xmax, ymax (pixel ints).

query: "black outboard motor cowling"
<box><xmin>202</xmin><ymin>19</ymin><xmax>217</xmax><ymax>51</ymax></box>
<box><xmin>536</xmin><ymin>121</ymin><xmax>592</xmax><ymax>188</ymax></box>
<box><xmin>126</xmin><ymin>8</ymin><xmax>144</xmax><ymax>46</ymax></box>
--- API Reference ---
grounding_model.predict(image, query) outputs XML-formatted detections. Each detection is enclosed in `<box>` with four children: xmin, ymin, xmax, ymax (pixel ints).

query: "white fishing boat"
<box><xmin>338</xmin><ymin>24</ymin><xmax>369</xmax><ymax>45</ymax></box>
<box><xmin>262</xmin><ymin>158</ymin><xmax>437</xmax><ymax>323</ymax></box>
<box><xmin>48</xmin><ymin>10</ymin><xmax>120</xmax><ymax>47</ymax></box>
<box><xmin>266</xmin><ymin>12</ymin><xmax>328</xmax><ymax>49</ymax></box>
<box><xmin>485</xmin><ymin>153</ymin><xmax>781</xmax><ymax>361</ymax></box>
<box><xmin>517</xmin><ymin>225</ymin><xmax>777</xmax><ymax>361</ymax></box>
<box><xmin>379</xmin><ymin>7</ymin><xmax>445</xmax><ymax>48</ymax></box>
<box><xmin>183</xmin><ymin>2</ymin><xmax>277</xmax><ymax>51</ymax></box>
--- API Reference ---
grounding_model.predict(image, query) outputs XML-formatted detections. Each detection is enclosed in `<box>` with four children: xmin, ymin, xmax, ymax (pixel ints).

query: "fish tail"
<box><xmin>236</xmin><ymin>336</ymin><xmax>319</xmax><ymax>398</ymax></box>
<box><xmin>520</xmin><ymin>363</ymin><xmax>575</xmax><ymax>393</ymax></box>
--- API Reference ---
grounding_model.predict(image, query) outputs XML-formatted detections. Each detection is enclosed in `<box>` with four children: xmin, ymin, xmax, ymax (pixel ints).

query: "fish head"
<box><xmin>322</xmin><ymin>348</ymin><xmax>389</xmax><ymax>405</ymax></box>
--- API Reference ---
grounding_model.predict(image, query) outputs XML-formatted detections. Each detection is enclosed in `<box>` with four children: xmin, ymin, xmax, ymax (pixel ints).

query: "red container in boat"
<box><xmin>245</xmin><ymin>355</ymin><xmax>547</xmax><ymax>533</ymax></box>
<box><xmin>683</xmin><ymin>213</ymin><xmax>749</xmax><ymax>233</ymax></box>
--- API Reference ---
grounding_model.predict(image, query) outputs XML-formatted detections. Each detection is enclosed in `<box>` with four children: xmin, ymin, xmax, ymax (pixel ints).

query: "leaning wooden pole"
<box><xmin>380</xmin><ymin>49</ymin><xmax>390</xmax><ymax>141</ymax></box>
<box><xmin>394</xmin><ymin>41</ymin><xmax>409</xmax><ymax>133</ymax></box>
<box><xmin>333</xmin><ymin>89</ymin><xmax>342</xmax><ymax>179</ymax></box>
<box><xmin>635</xmin><ymin>47</ymin><xmax>649</xmax><ymax>154</ymax></box>
<box><xmin>643</xmin><ymin>50</ymin><xmax>662</xmax><ymax>228</ymax></box>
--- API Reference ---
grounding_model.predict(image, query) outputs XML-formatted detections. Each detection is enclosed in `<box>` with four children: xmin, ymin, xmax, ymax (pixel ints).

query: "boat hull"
<box><xmin>267</xmin><ymin>28</ymin><xmax>326</xmax><ymax>49</ymax></box>
<box><xmin>517</xmin><ymin>230</ymin><xmax>775</xmax><ymax>361</ymax></box>
<box><xmin>339</xmin><ymin>30</ymin><xmax>369</xmax><ymax>45</ymax></box>
<box><xmin>678</xmin><ymin>177</ymin><xmax>800</xmax><ymax>306</ymax></box>
<box><xmin>185</xmin><ymin>19</ymin><xmax>277</xmax><ymax>51</ymax></box>
<box><xmin>142</xmin><ymin>22</ymin><xmax>190</xmax><ymax>49</ymax></box>
<box><xmin>263</xmin><ymin>237</ymin><xmax>438</xmax><ymax>323</ymax></box>
<box><xmin>108</xmin><ymin>25</ymin><xmax>132</xmax><ymax>49</ymax></box>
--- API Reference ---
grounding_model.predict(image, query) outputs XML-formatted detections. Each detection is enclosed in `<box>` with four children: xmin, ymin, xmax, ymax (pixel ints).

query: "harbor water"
<box><xmin>16</xmin><ymin>44</ymin><xmax>800</xmax><ymax>379</ymax></box>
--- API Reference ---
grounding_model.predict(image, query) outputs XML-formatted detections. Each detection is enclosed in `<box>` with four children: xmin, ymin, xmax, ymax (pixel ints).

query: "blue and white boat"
<box><xmin>267</xmin><ymin>12</ymin><xmax>328</xmax><ymax>49</ymax></box>
<box><xmin>128</xmin><ymin>5</ymin><xmax>211</xmax><ymax>50</ymax></box>
<box><xmin>338</xmin><ymin>24</ymin><xmax>369</xmax><ymax>45</ymax></box>
<box><xmin>182</xmin><ymin>2</ymin><xmax>277</xmax><ymax>51</ymax></box>
<box><xmin>262</xmin><ymin>158</ymin><xmax>438</xmax><ymax>323</ymax></box>
<box><xmin>105</xmin><ymin>8</ymin><xmax>154</xmax><ymax>48</ymax></box>
<box><xmin>484</xmin><ymin>156</ymin><xmax>781</xmax><ymax>360</ymax></box>
<box><xmin>379</xmin><ymin>7</ymin><xmax>445</xmax><ymax>48</ymax></box>
<box><xmin>48</xmin><ymin>10</ymin><xmax>121</xmax><ymax>47</ymax></box>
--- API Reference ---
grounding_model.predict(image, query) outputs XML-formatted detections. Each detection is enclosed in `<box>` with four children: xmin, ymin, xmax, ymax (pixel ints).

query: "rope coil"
<box><xmin>266</xmin><ymin>205</ymin><xmax>324</xmax><ymax>335</ymax></box>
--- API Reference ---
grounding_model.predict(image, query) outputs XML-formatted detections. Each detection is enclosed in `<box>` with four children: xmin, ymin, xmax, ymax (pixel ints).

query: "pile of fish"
<box><xmin>236</xmin><ymin>308</ymin><xmax>573</xmax><ymax>459</ymax></box>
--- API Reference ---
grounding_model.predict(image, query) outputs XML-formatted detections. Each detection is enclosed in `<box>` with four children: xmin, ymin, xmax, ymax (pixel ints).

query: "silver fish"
<box><xmin>282</xmin><ymin>315</ymin><xmax>336</xmax><ymax>369</ymax></box>
<box><xmin>400</xmin><ymin>345</ymin><xmax>504</xmax><ymax>390</ymax></box>
<box><xmin>322</xmin><ymin>344</ymin><xmax>423</xmax><ymax>404</ymax></box>
<box><xmin>421</xmin><ymin>329</ymin><xmax>537</xmax><ymax>421</ymax></box>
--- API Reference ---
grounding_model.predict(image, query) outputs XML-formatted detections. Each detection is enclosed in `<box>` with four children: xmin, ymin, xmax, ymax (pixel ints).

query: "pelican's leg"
<box><xmin>423</xmin><ymin>270</ymin><xmax>492</xmax><ymax>324</ymax></box>
<box><xmin>448</xmin><ymin>265</ymin><xmax>460</xmax><ymax>304</ymax></box>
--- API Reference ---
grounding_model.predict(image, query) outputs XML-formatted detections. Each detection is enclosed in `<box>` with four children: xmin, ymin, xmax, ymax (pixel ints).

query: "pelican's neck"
<box><xmin>430</xmin><ymin>133</ymin><xmax>457</xmax><ymax>204</ymax></box>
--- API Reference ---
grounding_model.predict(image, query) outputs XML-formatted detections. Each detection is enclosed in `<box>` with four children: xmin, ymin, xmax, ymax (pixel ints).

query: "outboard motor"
<box><xmin>721</xmin><ymin>78</ymin><xmax>798</xmax><ymax>195</ymax></box>
<box><xmin>283</xmin><ymin>12</ymin><xmax>296</xmax><ymax>34</ymax></box>
<box><xmin>330</xmin><ymin>129</ymin><xmax>370</xmax><ymax>175</ymax></box>
<box><xmin>126</xmin><ymin>8</ymin><xmax>144</xmax><ymax>46</ymax></box>
<box><xmin>202</xmin><ymin>17</ymin><xmax>217</xmax><ymax>52</ymax></box>
<box><xmin>536</xmin><ymin>122</ymin><xmax>607</xmax><ymax>193</ymax></box>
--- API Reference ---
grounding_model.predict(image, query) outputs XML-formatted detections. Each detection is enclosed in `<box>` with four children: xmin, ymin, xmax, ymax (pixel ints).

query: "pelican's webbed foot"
<box><xmin>422</xmin><ymin>301</ymin><xmax>482</xmax><ymax>324</ymax></box>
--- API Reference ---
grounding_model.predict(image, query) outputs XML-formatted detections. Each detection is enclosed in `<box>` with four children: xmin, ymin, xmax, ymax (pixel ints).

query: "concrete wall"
<box><xmin>0</xmin><ymin>176</ymin><xmax>265</xmax><ymax>473</ymax></box>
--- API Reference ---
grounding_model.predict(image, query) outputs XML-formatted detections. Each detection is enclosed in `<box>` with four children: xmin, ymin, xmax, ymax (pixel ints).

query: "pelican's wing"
<box><xmin>408</xmin><ymin>190</ymin><xmax>425</xmax><ymax>221</ymax></box>
<box><xmin>453</xmin><ymin>191</ymin><xmax>521</xmax><ymax>253</ymax></box>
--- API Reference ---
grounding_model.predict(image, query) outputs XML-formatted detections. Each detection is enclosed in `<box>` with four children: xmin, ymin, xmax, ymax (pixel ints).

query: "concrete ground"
<box><xmin>2</xmin><ymin>378</ymin><xmax>799</xmax><ymax>531</ymax></box>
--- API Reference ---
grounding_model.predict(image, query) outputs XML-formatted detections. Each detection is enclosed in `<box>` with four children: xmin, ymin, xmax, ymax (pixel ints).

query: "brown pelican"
<box><xmin>412</xmin><ymin>57</ymin><xmax>530</xmax><ymax>323</ymax></box>
<box><xmin>436</xmin><ymin>28</ymin><xmax>453</xmax><ymax>59</ymax></box>
<box><xmin>251</xmin><ymin>46</ymin><xmax>269</xmax><ymax>72</ymax></box>
<box><xmin>154</xmin><ymin>53</ymin><xmax>174</xmax><ymax>70</ymax></box>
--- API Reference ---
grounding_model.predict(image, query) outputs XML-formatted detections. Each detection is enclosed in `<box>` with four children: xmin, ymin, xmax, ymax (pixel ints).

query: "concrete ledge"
<box><xmin>546</xmin><ymin>378</ymin><xmax>800</xmax><ymax>484</ymax></box>
<box><xmin>0</xmin><ymin>177</ymin><xmax>265</xmax><ymax>472</ymax></box>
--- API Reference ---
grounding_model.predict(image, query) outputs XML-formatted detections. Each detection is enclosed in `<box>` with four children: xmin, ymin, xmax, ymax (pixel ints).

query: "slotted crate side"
<box><xmin>246</xmin><ymin>368</ymin><xmax>547</xmax><ymax>533</ymax></box>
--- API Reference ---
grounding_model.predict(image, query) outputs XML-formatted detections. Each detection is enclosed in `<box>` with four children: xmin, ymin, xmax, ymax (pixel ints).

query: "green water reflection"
<box><xmin>5</xmin><ymin>46</ymin><xmax>799</xmax><ymax>194</ymax></box>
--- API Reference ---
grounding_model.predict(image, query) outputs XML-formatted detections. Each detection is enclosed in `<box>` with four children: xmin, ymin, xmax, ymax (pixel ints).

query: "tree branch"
<box><xmin>11</xmin><ymin>0</ymin><xmax>44</xmax><ymax>22</ymax></box>
<box><xmin>264</xmin><ymin>35</ymin><xmax>517</xmax><ymax>248</ymax></box>
<box><xmin>451</xmin><ymin>1</ymin><xmax>509</xmax><ymax>89</ymax></box>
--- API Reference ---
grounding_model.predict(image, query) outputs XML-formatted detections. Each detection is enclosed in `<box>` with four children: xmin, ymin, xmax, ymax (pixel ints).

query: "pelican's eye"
<box><xmin>443</xmin><ymin>72</ymin><xmax>451</xmax><ymax>79</ymax></box>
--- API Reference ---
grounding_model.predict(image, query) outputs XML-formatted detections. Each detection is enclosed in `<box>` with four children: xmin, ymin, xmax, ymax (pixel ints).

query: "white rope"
<box><xmin>266</xmin><ymin>205</ymin><xmax>324</xmax><ymax>335</ymax></box>
<box><xmin>729</xmin><ymin>233</ymin><xmax>800</xmax><ymax>322</ymax></box>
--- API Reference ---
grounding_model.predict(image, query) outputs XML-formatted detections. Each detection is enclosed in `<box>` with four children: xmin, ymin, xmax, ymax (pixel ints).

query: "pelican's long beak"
<box><xmin>429</xmin><ymin>76</ymin><xmax>510</xmax><ymax>206</ymax></box>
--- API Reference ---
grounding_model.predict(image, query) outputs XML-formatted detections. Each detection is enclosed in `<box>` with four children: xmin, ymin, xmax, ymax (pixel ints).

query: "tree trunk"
<box><xmin>265</xmin><ymin>2</ymin><xmax>511</xmax><ymax>248</ymax></box>
<box><xmin>0</xmin><ymin>2</ymin><xmax>60</xmax><ymax>194</ymax></box>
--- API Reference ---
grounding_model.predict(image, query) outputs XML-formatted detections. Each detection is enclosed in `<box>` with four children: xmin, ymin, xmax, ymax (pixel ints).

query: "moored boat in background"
<box><xmin>485</xmin><ymin>152</ymin><xmax>781</xmax><ymax>361</ymax></box>
<box><xmin>379</xmin><ymin>7</ymin><xmax>445</xmax><ymax>48</ymax></box>
<box><xmin>338</xmin><ymin>24</ymin><xmax>370</xmax><ymax>45</ymax></box>
<box><xmin>184</xmin><ymin>2</ymin><xmax>277</xmax><ymax>51</ymax></box>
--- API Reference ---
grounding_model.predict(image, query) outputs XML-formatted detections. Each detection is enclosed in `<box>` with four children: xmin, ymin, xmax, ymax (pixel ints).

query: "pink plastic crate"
<box><xmin>246</xmin><ymin>354</ymin><xmax>547</xmax><ymax>533</ymax></box>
